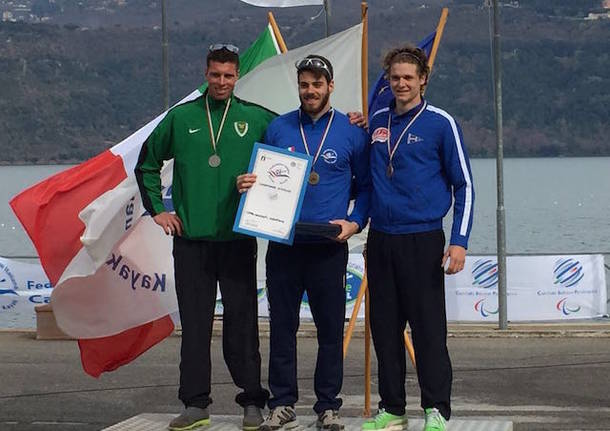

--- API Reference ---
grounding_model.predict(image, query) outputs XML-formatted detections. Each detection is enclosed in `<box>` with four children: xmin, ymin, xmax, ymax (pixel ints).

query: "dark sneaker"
<box><xmin>243</xmin><ymin>405</ymin><xmax>264</xmax><ymax>430</ymax></box>
<box><xmin>258</xmin><ymin>406</ymin><xmax>299</xmax><ymax>431</ymax></box>
<box><xmin>168</xmin><ymin>406</ymin><xmax>210</xmax><ymax>431</ymax></box>
<box><xmin>316</xmin><ymin>410</ymin><xmax>345</xmax><ymax>431</ymax></box>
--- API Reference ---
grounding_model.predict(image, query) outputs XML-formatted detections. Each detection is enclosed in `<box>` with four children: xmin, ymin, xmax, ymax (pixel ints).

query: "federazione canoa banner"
<box><xmin>1</xmin><ymin>254</ymin><xmax>606</xmax><ymax>328</ymax></box>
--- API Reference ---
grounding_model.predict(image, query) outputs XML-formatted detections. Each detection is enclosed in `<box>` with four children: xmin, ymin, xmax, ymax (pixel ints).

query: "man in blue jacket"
<box><xmin>362</xmin><ymin>46</ymin><xmax>474</xmax><ymax>431</ymax></box>
<box><xmin>237</xmin><ymin>55</ymin><xmax>370</xmax><ymax>431</ymax></box>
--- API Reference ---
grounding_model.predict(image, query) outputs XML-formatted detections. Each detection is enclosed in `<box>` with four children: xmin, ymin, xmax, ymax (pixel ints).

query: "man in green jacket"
<box><xmin>135</xmin><ymin>45</ymin><xmax>275</xmax><ymax>431</ymax></box>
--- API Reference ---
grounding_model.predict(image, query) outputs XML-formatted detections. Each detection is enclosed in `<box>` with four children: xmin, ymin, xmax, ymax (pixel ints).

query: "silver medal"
<box><xmin>208</xmin><ymin>154</ymin><xmax>221</xmax><ymax>167</ymax></box>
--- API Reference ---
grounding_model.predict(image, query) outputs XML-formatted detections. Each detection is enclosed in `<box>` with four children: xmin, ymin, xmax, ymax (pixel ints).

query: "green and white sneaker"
<box><xmin>362</xmin><ymin>409</ymin><xmax>408</xmax><ymax>431</ymax></box>
<box><xmin>168</xmin><ymin>406</ymin><xmax>210</xmax><ymax>431</ymax></box>
<box><xmin>423</xmin><ymin>408</ymin><xmax>446</xmax><ymax>431</ymax></box>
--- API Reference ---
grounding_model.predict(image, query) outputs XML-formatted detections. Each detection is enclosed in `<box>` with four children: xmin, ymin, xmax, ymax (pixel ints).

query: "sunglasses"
<box><xmin>295</xmin><ymin>57</ymin><xmax>332</xmax><ymax>79</ymax></box>
<box><xmin>209</xmin><ymin>43</ymin><xmax>240</xmax><ymax>54</ymax></box>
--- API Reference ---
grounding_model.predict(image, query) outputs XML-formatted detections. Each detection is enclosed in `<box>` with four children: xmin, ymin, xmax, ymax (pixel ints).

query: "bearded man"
<box><xmin>237</xmin><ymin>54</ymin><xmax>370</xmax><ymax>431</ymax></box>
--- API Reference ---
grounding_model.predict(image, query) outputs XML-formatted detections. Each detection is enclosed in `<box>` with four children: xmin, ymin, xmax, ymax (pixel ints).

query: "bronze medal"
<box><xmin>386</xmin><ymin>164</ymin><xmax>394</xmax><ymax>178</ymax></box>
<box><xmin>309</xmin><ymin>171</ymin><xmax>320</xmax><ymax>185</ymax></box>
<box><xmin>208</xmin><ymin>154</ymin><xmax>221</xmax><ymax>168</ymax></box>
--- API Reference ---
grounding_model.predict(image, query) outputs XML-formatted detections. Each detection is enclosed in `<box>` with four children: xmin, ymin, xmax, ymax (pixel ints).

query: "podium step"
<box><xmin>102</xmin><ymin>414</ymin><xmax>512</xmax><ymax>431</ymax></box>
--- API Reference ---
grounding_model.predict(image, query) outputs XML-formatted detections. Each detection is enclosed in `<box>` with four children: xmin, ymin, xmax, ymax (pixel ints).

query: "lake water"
<box><xmin>1</xmin><ymin>157</ymin><xmax>610</xmax><ymax>257</ymax></box>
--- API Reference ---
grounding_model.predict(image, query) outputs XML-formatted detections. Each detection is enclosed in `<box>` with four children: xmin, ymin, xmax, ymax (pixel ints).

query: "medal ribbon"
<box><xmin>205</xmin><ymin>94</ymin><xmax>232</xmax><ymax>154</ymax></box>
<box><xmin>298</xmin><ymin>109</ymin><xmax>335</xmax><ymax>169</ymax></box>
<box><xmin>386</xmin><ymin>101</ymin><xmax>427</xmax><ymax>165</ymax></box>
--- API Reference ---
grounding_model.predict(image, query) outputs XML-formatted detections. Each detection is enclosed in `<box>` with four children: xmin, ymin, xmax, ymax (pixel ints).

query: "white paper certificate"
<box><xmin>233</xmin><ymin>143</ymin><xmax>312</xmax><ymax>244</ymax></box>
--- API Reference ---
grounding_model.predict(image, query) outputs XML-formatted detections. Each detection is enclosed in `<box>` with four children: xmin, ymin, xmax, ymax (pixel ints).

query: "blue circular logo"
<box><xmin>0</xmin><ymin>262</ymin><xmax>19</xmax><ymax>312</ymax></box>
<box><xmin>553</xmin><ymin>258</ymin><xmax>584</xmax><ymax>288</ymax></box>
<box><xmin>321</xmin><ymin>149</ymin><xmax>338</xmax><ymax>164</ymax></box>
<box><xmin>471</xmin><ymin>259</ymin><xmax>498</xmax><ymax>289</ymax></box>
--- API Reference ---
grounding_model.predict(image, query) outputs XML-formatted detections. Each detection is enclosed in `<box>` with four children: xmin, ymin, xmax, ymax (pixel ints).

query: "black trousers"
<box><xmin>266</xmin><ymin>241</ymin><xmax>348</xmax><ymax>414</ymax></box>
<box><xmin>366</xmin><ymin>229</ymin><xmax>452</xmax><ymax>420</ymax></box>
<box><xmin>172</xmin><ymin>236</ymin><xmax>268</xmax><ymax>409</ymax></box>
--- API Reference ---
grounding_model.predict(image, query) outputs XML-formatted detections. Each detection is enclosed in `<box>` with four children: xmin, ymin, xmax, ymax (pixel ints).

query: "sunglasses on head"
<box><xmin>209</xmin><ymin>43</ymin><xmax>239</xmax><ymax>54</ymax></box>
<box><xmin>295</xmin><ymin>57</ymin><xmax>332</xmax><ymax>79</ymax></box>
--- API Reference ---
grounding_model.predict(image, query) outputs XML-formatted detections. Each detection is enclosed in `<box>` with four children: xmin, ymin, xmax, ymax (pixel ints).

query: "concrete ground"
<box><xmin>1</xmin><ymin>323</ymin><xmax>609</xmax><ymax>431</ymax></box>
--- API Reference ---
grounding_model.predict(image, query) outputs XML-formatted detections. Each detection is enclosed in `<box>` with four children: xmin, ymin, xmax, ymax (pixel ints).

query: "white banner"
<box><xmin>0</xmin><ymin>257</ymin><xmax>53</xmax><ymax>328</ymax></box>
<box><xmin>446</xmin><ymin>254</ymin><xmax>608</xmax><ymax>321</ymax></box>
<box><xmin>2</xmin><ymin>254</ymin><xmax>607</xmax><ymax>328</ymax></box>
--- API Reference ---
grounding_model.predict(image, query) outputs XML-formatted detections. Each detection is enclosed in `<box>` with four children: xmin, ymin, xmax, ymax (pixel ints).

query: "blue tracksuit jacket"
<box><xmin>264</xmin><ymin>107</ymin><xmax>370</xmax><ymax>232</ymax></box>
<box><xmin>368</xmin><ymin>99</ymin><xmax>474</xmax><ymax>248</ymax></box>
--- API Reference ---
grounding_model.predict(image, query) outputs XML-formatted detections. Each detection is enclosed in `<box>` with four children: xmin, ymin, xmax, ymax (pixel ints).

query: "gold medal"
<box><xmin>208</xmin><ymin>154</ymin><xmax>221</xmax><ymax>167</ymax></box>
<box><xmin>309</xmin><ymin>171</ymin><xmax>320</xmax><ymax>185</ymax></box>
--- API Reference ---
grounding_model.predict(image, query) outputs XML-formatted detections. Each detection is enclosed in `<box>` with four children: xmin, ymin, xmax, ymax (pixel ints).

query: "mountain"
<box><xmin>0</xmin><ymin>0</ymin><xmax>608</xmax><ymax>163</ymax></box>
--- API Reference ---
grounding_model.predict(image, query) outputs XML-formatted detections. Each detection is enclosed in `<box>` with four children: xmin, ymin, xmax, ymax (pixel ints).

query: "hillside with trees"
<box><xmin>0</xmin><ymin>0</ymin><xmax>608</xmax><ymax>163</ymax></box>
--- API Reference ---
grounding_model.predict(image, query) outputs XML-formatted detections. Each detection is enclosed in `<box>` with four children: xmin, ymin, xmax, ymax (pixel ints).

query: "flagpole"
<box><xmin>361</xmin><ymin>2</ymin><xmax>368</xmax><ymax>118</ymax></box>
<box><xmin>267</xmin><ymin>12</ymin><xmax>288</xmax><ymax>53</ymax></box>
<box><xmin>324</xmin><ymin>0</ymin><xmax>331</xmax><ymax>37</ymax></box>
<box><xmin>427</xmin><ymin>7</ymin><xmax>448</xmax><ymax>75</ymax></box>
<box><xmin>360</xmin><ymin>2</ymin><xmax>370</xmax><ymax>417</ymax></box>
<box><xmin>161</xmin><ymin>0</ymin><xmax>169</xmax><ymax>110</ymax></box>
<box><xmin>491</xmin><ymin>0</ymin><xmax>508</xmax><ymax>330</ymax></box>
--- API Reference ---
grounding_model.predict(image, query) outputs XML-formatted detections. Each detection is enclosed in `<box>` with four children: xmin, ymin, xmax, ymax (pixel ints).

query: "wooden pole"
<box><xmin>427</xmin><ymin>7</ymin><xmax>449</xmax><ymax>75</ymax></box>
<box><xmin>404</xmin><ymin>330</ymin><xmax>416</xmax><ymax>368</ymax></box>
<box><xmin>361</xmin><ymin>2</ymin><xmax>368</xmax><ymax>117</ymax></box>
<box><xmin>364</xmin><ymin>286</ymin><xmax>371</xmax><ymax>417</ymax></box>
<box><xmin>360</xmin><ymin>2</ymin><xmax>371</xmax><ymax>417</ymax></box>
<box><xmin>267</xmin><ymin>12</ymin><xmax>288</xmax><ymax>53</ymax></box>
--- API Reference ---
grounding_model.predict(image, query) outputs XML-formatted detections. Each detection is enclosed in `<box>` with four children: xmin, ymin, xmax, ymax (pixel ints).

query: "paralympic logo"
<box><xmin>471</xmin><ymin>259</ymin><xmax>498</xmax><ymax>288</ymax></box>
<box><xmin>553</xmin><ymin>258</ymin><xmax>584</xmax><ymax>288</ymax></box>
<box><xmin>474</xmin><ymin>298</ymin><xmax>498</xmax><ymax>318</ymax></box>
<box><xmin>556</xmin><ymin>297</ymin><xmax>581</xmax><ymax>316</ymax></box>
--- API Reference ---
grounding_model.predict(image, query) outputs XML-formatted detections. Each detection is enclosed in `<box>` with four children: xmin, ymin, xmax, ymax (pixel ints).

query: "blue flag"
<box><xmin>368</xmin><ymin>31</ymin><xmax>436</xmax><ymax>121</ymax></box>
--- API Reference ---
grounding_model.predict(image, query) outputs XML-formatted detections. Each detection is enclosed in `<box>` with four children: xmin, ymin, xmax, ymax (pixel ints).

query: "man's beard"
<box><xmin>300</xmin><ymin>91</ymin><xmax>330</xmax><ymax>116</ymax></box>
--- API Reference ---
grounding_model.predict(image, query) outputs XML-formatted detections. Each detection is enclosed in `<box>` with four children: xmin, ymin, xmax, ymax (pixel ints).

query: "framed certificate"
<box><xmin>233</xmin><ymin>143</ymin><xmax>312</xmax><ymax>244</ymax></box>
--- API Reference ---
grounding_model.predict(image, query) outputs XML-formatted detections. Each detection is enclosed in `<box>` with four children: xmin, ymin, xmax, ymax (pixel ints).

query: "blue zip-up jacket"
<box><xmin>368</xmin><ymin>99</ymin><xmax>474</xmax><ymax>248</ymax></box>
<box><xmin>264</xmin><ymin>107</ymin><xmax>370</xmax><ymax>237</ymax></box>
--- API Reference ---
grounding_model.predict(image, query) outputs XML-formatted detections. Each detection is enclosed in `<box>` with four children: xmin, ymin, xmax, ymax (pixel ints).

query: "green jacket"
<box><xmin>135</xmin><ymin>91</ymin><xmax>276</xmax><ymax>240</ymax></box>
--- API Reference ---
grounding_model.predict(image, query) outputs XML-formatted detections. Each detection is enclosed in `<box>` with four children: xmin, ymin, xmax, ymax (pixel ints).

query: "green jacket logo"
<box><xmin>234</xmin><ymin>121</ymin><xmax>249</xmax><ymax>137</ymax></box>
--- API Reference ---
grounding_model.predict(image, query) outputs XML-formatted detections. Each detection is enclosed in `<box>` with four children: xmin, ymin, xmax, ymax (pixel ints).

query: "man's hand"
<box><xmin>347</xmin><ymin>111</ymin><xmax>367</xmax><ymax>128</ymax></box>
<box><xmin>329</xmin><ymin>219</ymin><xmax>360</xmax><ymax>242</ymax></box>
<box><xmin>153</xmin><ymin>212</ymin><xmax>183</xmax><ymax>236</ymax></box>
<box><xmin>236</xmin><ymin>173</ymin><xmax>257</xmax><ymax>193</ymax></box>
<box><xmin>442</xmin><ymin>245</ymin><xmax>467</xmax><ymax>274</ymax></box>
